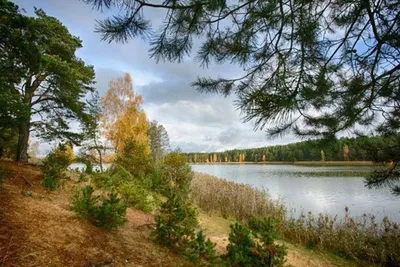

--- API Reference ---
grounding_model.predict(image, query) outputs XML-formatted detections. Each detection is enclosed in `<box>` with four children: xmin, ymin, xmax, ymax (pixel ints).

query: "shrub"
<box><xmin>94</xmin><ymin>190</ymin><xmax>127</xmax><ymax>230</ymax></box>
<box><xmin>72</xmin><ymin>185</ymin><xmax>127</xmax><ymax>230</ymax></box>
<box><xmin>42</xmin><ymin>174</ymin><xmax>57</xmax><ymax>191</ymax></box>
<box><xmin>91</xmin><ymin>166</ymin><xmax>159</xmax><ymax>212</ymax></box>
<box><xmin>152</xmin><ymin>152</ymin><xmax>217</xmax><ymax>264</ymax></box>
<box><xmin>153</xmin><ymin>192</ymin><xmax>198</xmax><ymax>247</ymax></box>
<box><xmin>249</xmin><ymin>217</ymin><xmax>287</xmax><ymax>266</ymax></box>
<box><xmin>41</xmin><ymin>143</ymin><xmax>74</xmax><ymax>190</ymax></box>
<box><xmin>224</xmin><ymin>222</ymin><xmax>287</xmax><ymax>267</ymax></box>
<box><xmin>184</xmin><ymin>231</ymin><xmax>218</xmax><ymax>265</ymax></box>
<box><xmin>118</xmin><ymin>181</ymin><xmax>159</xmax><ymax>212</ymax></box>
<box><xmin>72</xmin><ymin>185</ymin><xmax>99</xmax><ymax>220</ymax></box>
<box><xmin>158</xmin><ymin>151</ymin><xmax>193</xmax><ymax>197</ymax></box>
<box><xmin>116</xmin><ymin>139</ymin><xmax>152</xmax><ymax>179</ymax></box>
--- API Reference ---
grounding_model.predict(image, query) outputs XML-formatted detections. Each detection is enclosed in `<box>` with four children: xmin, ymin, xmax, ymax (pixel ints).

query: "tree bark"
<box><xmin>16</xmin><ymin>82</ymin><xmax>33</xmax><ymax>163</ymax></box>
<box><xmin>16</xmin><ymin>122</ymin><xmax>30</xmax><ymax>162</ymax></box>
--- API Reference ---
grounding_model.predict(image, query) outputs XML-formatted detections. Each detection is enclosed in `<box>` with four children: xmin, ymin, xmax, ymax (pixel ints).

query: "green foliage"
<box><xmin>147</xmin><ymin>120</ymin><xmax>170</xmax><ymax>165</ymax></box>
<box><xmin>224</xmin><ymin>222</ymin><xmax>287</xmax><ymax>267</ymax></box>
<box><xmin>42</xmin><ymin>174</ymin><xmax>57</xmax><ymax>191</ymax></box>
<box><xmin>185</xmin><ymin>135</ymin><xmax>400</xmax><ymax>163</ymax></box>
<box><xmin>1</xmin><ymin>0</ymin><xmax>96</xmax><ymax>162</ymax></box>
<box><xmin>224</xmin><ymin>223</ymin><xmax>256</xmax><ymax>266</ymax></box>
<box><xmin>116</xmin><ymin>139</ymin><xmax>151</xmax><ymax>178</ymax></box>
<box><xmin>72</xmin><ymin>185</ymin><xmax>99</xmax><ymax>220</ymax></box>
<box><xmin>86</xmin><ymin>0</ymin><xmax>400</xmax><ymax>197</ymax></box>
<box><xmin>95</xmin><ymin>190</ymin><xmax>128</xmax><ymax>230</ymax></box>
<box><xmin>158</xmin><ymin>151</ymin><xmax>193</xmax><ymax>197</ymax></box>
<box><xmin>153</xmin><ymin>192</ymin><xmax>198</xmax><ymax>248</ymax></box>
<box><xmin>40</xmin><ymin>143</ymin><xmax>74</xmax><ymax>190</ymax></box>
<box><xmin>184</xmin><ymin>231</ymin><xmax>219</xmax><ymax>265</ymax></box>
<box><xmin>0</xmin><ymin>128</ymin><xmax>18</xmax><ymax>160</ymax></box>
<box><xmin>91</xmin><ymin>165</ymin><xmax>159</xmax><ymax>212</ymax></box>
<box><xmin>118</xmin><ymin>181</ymin><xmax>158</xmax><ymax>212</ymax></box>
<box><xmin>87</xmin><ymin>0</ymin><xmax>399</xmax><ymax>139</ymax></box>
<box><xmin>152</xmin><ymin>151</ymin><xmax>217</xmax><ymax>263</ymax></box>
<box><xmin>72</xmin><ymin>185</ymin><xmax>127</xmax><ymax>230</ymax></box>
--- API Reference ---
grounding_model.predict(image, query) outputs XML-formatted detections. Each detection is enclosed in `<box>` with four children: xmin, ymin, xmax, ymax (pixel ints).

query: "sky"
<box><xmin>13</xmin><ymin>0</ymin><xmax>299</xmax><ymax>154</ymax></box>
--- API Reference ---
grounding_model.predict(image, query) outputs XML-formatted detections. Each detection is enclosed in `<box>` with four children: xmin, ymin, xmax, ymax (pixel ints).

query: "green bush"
<box><xmin>184</xmin><ymin>231</ymin><xmax>218</xmax><ymax>265</ymax></box>
<box><xmin>118</xmin><ymin>181</ymin><xmax>159</xmax><ymax>212</ymax></box>
<box><xmin>72</xmin><ymin>185</ymin><xmax>127</xmax><ymax>230</ymax></box>
<box><xmin>91</xmin><ymin>166</ymin><xmax>159</xmax><ymax>212</ymax></box>
<box><xmin>41</xmin><ymin>143</ymin><xmax>74</xmax><ymax>190</ymax></box>
<box><xmin>158</xmin><ymin>151</ymin><xmax>193</xmax><ymax>197</ymax></box>
<box><xmin>42</xmin><ymin>174</ymin><xmax>57</xmax><ymax>191</ymax></box>
<box><xmin>72</xmin><ymin>186</ymin><xmax>99</xmax><ymax>220</ymax></box>
<box><xmin>94</xmin><ymin>190</ymin><xmax>127</xmax><ymax>230</ymax></box>
<box><xmin>152</xmin><ymin>152</ymin><xmax>217</xmax><ymax>264</ymax></box>
<box><xmin>116</xmin><ymin>139</ymin><xmax>152</xmax><ymax>178</ymax></box>
<box><xmin>153</xmin><ymin>192</ymin><xmax>199</xmax><ymax>248</ymax></box>
<box><xmin>224</xmin><ymin>221</ymin><xmax>287</xmax><ymax>267</ymax></box>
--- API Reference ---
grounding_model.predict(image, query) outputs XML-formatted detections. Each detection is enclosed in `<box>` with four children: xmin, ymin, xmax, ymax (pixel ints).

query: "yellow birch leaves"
<box><xmin>101</xmin><ymin>73</ymin><xmax>149</xmax><ymax>156</ymax></box>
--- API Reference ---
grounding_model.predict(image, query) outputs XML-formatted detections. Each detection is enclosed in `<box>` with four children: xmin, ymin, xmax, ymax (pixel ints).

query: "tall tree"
<box><xmin>101</xmin><ymin>73</ymin><xmax>149</xmax><ymax>157</ymax></box>
<box><xmin>79</xmin><ymin>92</ymin><xmax>108</xmax><ymax>172</ymax></box>
<box><xmin>1</xmin><ymin>1</ymin><xmax>95</xmax><ymax>162</ymax></box>
<box><xmin>147</xmin><ymin>120</ymin><xmax>170</xmax><ymax>165</ymax></box>
<box><xmin>85</xmin><ymin>0</ymin><xmax>400</xmax><ymax>194</ymax></box>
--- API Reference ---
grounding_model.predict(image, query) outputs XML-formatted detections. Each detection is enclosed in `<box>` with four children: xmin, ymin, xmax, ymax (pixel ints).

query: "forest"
<box><xmin>184</xmin><ymin>135</ymin><xmax>399</xmax><ymax>163</ymax></box>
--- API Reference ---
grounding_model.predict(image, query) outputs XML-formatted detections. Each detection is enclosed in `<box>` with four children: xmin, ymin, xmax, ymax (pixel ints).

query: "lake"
<box><xmin>191</xmin><ymin>164</ymin><xmax>400</xmax><ymax>222</ymax></box>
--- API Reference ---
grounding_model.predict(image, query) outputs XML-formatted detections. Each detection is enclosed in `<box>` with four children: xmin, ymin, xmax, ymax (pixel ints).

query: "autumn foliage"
<box><xmin>101</xmin><ymin>73</ymin><xmax>150</xmax><ymax>158</ymax></box>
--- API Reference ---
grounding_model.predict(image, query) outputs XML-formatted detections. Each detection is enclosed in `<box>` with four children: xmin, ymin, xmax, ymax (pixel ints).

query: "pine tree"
<box><xmin>1</xmin><ymin>1</ymin><xmax>96</xmax><ymax>162</ymax></box>
<box><xmin>84</xmin><ymin>0</ymin><xmax>400</xmax><ymax>194</ymax></box>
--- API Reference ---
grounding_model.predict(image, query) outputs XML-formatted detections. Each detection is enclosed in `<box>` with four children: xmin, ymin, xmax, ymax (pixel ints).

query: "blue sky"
<box><xmin>13</xmin><ymin>0</ymin><xmax>298</xmax><ymax>154</ymax></box>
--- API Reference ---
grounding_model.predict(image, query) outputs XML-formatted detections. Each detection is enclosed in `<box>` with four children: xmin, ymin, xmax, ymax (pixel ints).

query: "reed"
<box><xmin>284</xmin><ymin>209</ymin><xmax>400</xmax><ymax>265</ymax></box>
<box><xmin>191</xmin><ymin>172</ymin><xmax>400</xmax><ymax>265</ymax></box>
<box><xmin>191</xmin><ymin>172</ymin><xmax>285</xmax><ymax>223</ymax></box>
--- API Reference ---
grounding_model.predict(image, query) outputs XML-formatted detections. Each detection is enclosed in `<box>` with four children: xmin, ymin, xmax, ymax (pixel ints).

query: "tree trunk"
<box><xmin>16</xmin><ymin>81</ymin><xmax>34</xmax><ymax>163</ymax></box>
<box><xmin>16</xmin><ymin>122</ymin><xmax>30</xmax><ymax>162</ymax></box>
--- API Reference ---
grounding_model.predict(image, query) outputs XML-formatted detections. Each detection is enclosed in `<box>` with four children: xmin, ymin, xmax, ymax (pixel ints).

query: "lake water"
<box><xmin>191</xmin><ymin>164</ymin><xmax>400</xmax><ymax>222</ymax></box>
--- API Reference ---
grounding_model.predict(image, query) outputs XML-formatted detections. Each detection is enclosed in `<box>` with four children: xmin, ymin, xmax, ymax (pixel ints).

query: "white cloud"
<box><xmin>14</xmin><ymin>0</ymin><xmax>300</xmax><ymax>154</ymax></box>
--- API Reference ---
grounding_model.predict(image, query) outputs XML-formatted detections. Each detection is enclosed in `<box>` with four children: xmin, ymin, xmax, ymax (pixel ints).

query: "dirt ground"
<box><xmin>0</xmin><ymin>161</ymin><xmax>353</xmax><ymax>266</ymax></box>
<box><xmin>0</xmin><ymin>161</ymin><xmax>187</xmax><ymax>266</ymax></box>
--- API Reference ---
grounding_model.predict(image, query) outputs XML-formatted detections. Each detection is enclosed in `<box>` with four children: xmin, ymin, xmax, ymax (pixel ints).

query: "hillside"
<box><xmin>0</xmin><ymin>161</ymin><xmax>353</xmax><ymax>266</ymax></box>
<box><xmin>0</xmin><ymin>161</ymin><xmax>187</xmax><ymax>266</ymax></box>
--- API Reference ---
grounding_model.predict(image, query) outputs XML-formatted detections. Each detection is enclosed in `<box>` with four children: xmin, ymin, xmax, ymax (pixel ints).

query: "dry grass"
<box><xmin>191</xmin><ymin>172</ymin><xmax>285</xmax><ymax>223</ymax></box>
<box><xmin>284</xmin><ymin>210</ymin><xmax>400</xmax><ymax>265</ymax></box>
<box><xmin>192</xmin><ymin>172</ymin><xmax>400</xmax><ymax>266</ymax></box>
<box><xmin>197</xmin><ymin>212</ymin><xmax>355</xmax><ymax>267</ymax></box>
<box><xmin>0</xmin><ymin>161</ymin><xmax>189</xmax><ymax>266</ymax></box>
<box><xmin>293</xmin><ymin>161</ymin><xmax>374</xmax><ymax>166</ymax></box>
<box><xmin>192</xmin><ymin>161</ymin><xmax>374</xmax><ymax>166</ymax></box>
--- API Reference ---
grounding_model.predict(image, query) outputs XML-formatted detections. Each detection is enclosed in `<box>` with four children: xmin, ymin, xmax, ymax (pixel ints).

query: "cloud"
<box><xmin>14</xmin><ymin>0</ymin><xmax>298</xmax><ymax>154</ymax></box>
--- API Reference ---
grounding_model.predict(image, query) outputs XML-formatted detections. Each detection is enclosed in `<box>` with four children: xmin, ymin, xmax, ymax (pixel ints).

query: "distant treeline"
<box><xmin>184</xmin><ymin>135</ymin><xmax>398</xmax><ymax>163</ymax></box>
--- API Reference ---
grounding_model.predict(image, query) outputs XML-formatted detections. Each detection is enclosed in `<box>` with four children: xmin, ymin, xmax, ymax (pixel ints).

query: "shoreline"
<box><xmin>190</xmin><ymin>160</ymin><xmax>374</xmax><ymax>166</ymax></box>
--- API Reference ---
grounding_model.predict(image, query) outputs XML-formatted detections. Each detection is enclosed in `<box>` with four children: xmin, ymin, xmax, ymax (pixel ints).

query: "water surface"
<box><xmin>192</xmin><ymin>164</ymin><xmax>399</xmax><ymax>221</ymax></box>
